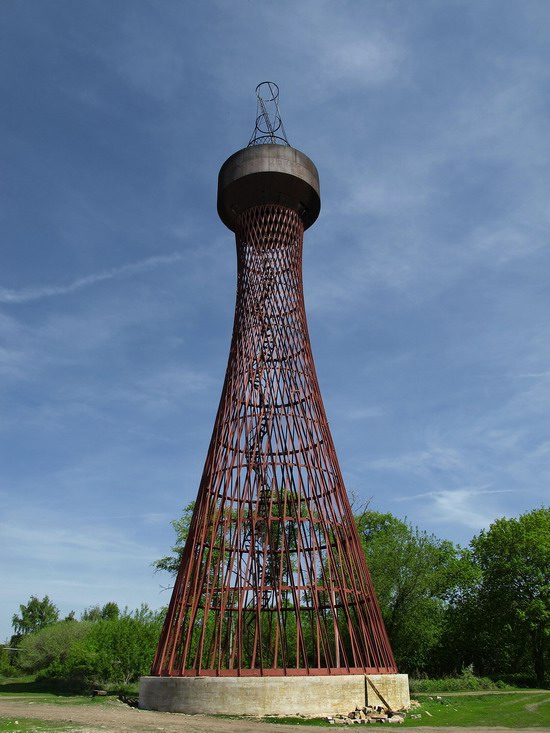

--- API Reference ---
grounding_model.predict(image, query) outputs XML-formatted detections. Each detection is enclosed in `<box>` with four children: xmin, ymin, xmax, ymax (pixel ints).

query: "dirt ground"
<box><xmin>0</xmin><ymin>698</ymin><xmax>548</xmax><ymax>733</ymax></box>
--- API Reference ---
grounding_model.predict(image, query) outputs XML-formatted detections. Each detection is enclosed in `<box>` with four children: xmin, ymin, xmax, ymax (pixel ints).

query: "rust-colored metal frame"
<box><xmin>152</xmin><ymin>204</ymin><xmax>397</xmax><ymax>677</ymax></box>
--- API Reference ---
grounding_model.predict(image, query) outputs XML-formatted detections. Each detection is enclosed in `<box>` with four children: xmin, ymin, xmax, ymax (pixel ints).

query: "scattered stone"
<box><xmin>319</xmin><ymin>701</ymin><xmax>416</xmax><ymax>726</ymax></box>
<box><xmin>119</xmin><ymin>694</ymin><xmax>139</xmax><ymax>708</ymax></box>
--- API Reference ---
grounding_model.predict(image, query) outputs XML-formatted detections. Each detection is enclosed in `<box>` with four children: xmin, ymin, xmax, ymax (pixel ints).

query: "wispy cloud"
<box><xmin>369</xmin><ymin>445</ymin><xmax>466</xmax><ymax>478</ymax></box>
<box><xmin>339</xmin><ymin>405</ymin><xmax>386</xmax><ymax>422</ymax></box>
<box><xmin>0</xmin><ymin>253</ymin><xmax>184</xmax><ymax>304</ymax></box>
<box><xmin>0</xmin><ymin>510</ymin><xmax>169</xmax><ymax>630</ymax></box>
<box><xmin>516</xmin><ymin>371</ymin><xmax>550</xmax><ymax>379</ymax></box>
<box><xmin>209</xmin><ymin>0</ymin><xmax>406</xmax><ymax>105</ymax></box>
<box><xmin>2</xmin><ymin>0</ymin><xmax>550</xmax><ymax>640</ymax></box>
<box><xmin>315</xmin><ymin>28</ymin><xmax>404</xmax><ymax>89</ymax></box>
<box><xmin>0</xmin><ymin>521</ymin><xmax>152</xmax><ymax>565</ymax></box>
<box><xmin>398</xmin><ymin>487</ymin><xmax>516</xmax><ymax>534</ymax></box>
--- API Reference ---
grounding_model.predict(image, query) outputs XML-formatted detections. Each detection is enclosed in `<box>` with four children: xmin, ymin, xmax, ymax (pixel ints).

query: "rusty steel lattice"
<box><xmin>248</xmin><ymin>81</ymin><xmax>289</xmax><ymax>147</ymax></box>
<box><xmin>152</xmin><ymin>203</ymin><xmax>397</xmax><ymax>677</ymax></box>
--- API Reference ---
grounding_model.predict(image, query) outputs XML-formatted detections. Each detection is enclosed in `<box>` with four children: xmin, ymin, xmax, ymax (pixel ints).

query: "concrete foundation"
<box><xmin>139</xmin><ymin>673</ymin><xmax>410</xmax><ymax>716</ymax></box>
<box><xmin>365</xmin><ymin>674</ymin><xmax>411</xmax><ymax>711</ymax></box>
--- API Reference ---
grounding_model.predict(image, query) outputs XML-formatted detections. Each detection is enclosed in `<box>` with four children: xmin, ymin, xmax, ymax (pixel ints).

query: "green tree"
<box><xmin>468</xmin><ymin>507</ymin><xmax>550</xmax><ymax>686</ymax></box>
<box><xmin>430</xmin><ymin>547</ymin><xmax>482</xmax><ymax>675</ymax></box>
<box><xmin>119</xmin><ymin>603</ymin><xmax>163</xmax><ymax>624</ymax></box>
<box><xmin>12</xmin><ymin>596</ymin><xmax>59</xmax><ymax>640</ymax></box>
<box><xmin>81</xmin><ymin>602</ymin><xmax>120</xmax><ymax>622</ymax></box>
<box><xmin>157</xmin><ymin>503</ymin><xmax>464</xmax><ymax>674</ymax></box>
<box><xmin>153</xmin><ymin>502</ymin><xmax>194</xmax><ymax>575</ymax></box>
<box><xmin>355</xmin><ymin>510</ymin><xmax>461</xmax><ymax>674</ymax></box>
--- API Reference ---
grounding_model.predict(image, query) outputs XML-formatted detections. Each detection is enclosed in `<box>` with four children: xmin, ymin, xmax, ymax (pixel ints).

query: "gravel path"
<box><xmin>1</xmin><ymin>698</ymin><xmax>549</xmax><ymax>733</ymax></box>
<box><xmin>3</xmin><ymin>698</ymin><xmax>300</xmax><ymax>733</ymax></box>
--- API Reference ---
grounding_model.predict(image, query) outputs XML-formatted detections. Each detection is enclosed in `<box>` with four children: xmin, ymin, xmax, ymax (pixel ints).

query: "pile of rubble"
<box><xmin>326</xmin><ymin>700</ymin><xmax>421</xmax><ymax>725</ymax></box>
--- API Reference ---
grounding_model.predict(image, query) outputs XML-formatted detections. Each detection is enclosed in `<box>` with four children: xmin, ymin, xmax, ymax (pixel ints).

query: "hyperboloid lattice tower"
<box><xmin>142</xmin><ymin>83</ymin><xmax>406</xmax><ymax>715</ymax></box>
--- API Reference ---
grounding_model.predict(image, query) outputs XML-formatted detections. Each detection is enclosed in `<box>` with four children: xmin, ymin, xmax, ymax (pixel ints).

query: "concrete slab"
<box><xmin>139</xmin><ymin>673</ymin><xmax>409</xmax><ymax>716</ymax></box>
<box><xmin>366</xmin><ymin>674</ymin><xmax>410</xmax><ymax>711</ymax></box>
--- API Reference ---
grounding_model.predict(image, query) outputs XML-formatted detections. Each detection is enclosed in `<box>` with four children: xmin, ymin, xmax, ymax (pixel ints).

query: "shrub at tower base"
<box><xmin>140</xmin><ymin>85</ymin><xmax>409</xmax><ymax>715</ymax></box>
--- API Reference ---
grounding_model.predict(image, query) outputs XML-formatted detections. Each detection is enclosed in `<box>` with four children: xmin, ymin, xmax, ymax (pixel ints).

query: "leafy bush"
<box><xmin>10</xmin><ymin>605</ymin><xmax>162</xmax><ymax>691</ymax></box>
<box><xmin>410</xmin><ymin>666</ymin><xmax>512</xmax><ymax>693</ymax></box>
<box><xmin>17</xmin><ymin>621</ymin><xmax>91</xmax><ymax>674</ymax></box>
<box><xmin>78</xmin><ymin>616</ymin><xmax>161</xmax><ymax>685</ymax></box>
<box><xmin>43</xmin><ymin>615</ymin><xmax>162</xmax><ymax>688</ymax></box>
<box><xmin>0</xmin><ymin>644</ymin><xmax>17</xmax><ymax>677</ymax></box>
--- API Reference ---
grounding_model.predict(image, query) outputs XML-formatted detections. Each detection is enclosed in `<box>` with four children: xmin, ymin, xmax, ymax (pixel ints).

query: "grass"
<box><xmin>0</xmin><ymin>677</ymin><xmax>130</xmax><ymax>705</ymax></box>
<box><xmin>215</xmin><ymin>712</ymin><xmax>330</xmax><ymax>726</ymax></box>
<box><xmin>2</xmin><ymin>677</ymin><xmax>550</xmax><ymax>727</ymax></box>
<box><xmin>255</xmin><ymin>717</ymin><xmax>328</xmax><ymax>726</ymax></box>
<box><xmin>0</xmin><ymin>690</ymin><xmax>107</xmax><ymax>707</ymax></box>
<box><xmin>217</xmin><ymin>693</ymin><xmax>550</xmax><ymax>727</ymax></box>
<box><xmin>0</xmin><ymin>678</ymin><xmax>119</xmax><ymax>733</ymax></box>
<box><xmin>404</xmin><ymin>692</ymin><xmax>550</xmax><ymax>727</ymax></box>
<box><xmin>0</xmin><ymin>718</ymin><xmax>85</xmax><ymax>732</ymax></box>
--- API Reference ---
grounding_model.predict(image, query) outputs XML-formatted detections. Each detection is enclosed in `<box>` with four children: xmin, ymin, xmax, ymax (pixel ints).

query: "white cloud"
<box><xmin>399</xmin><ymin>487</ymin><xmax>515</xmax><ymax>533</ymax></box>
<box><xmin>0</xmin><ymin>254</ymin><xmax>184</xmax><ymax>304</ymax></box>
<box><xmin>316</xmin><ymin>30</ymin><xmax>404</xmax><ymax>88</ymax></box>
<box><xmin>370</xmin><ymin>445</ymin><xmax>466</xmax><ymax>478</ymax></box>
<box><xmin>0</xmin><ymin>508</ymin><xmax>170</xmax><ymax>639</ymax></box>
<box><xmin>2</xmin><ymin>0</ymin><xmax>550</xmax><ymax>638</ymax></box>
<box><xmin>340</xmin><ymin>405</ymin><xmax>386</xmax><ymax>422</ymax></box>
<box><xmin>209</xmin><ymin>0</ymin><xmax>407</xmax><ymax>104</ymax></box>
<box><xmin>0</xmin><ymin>521</ymin><xmax>152</xmax><ymax>565</ymax></box>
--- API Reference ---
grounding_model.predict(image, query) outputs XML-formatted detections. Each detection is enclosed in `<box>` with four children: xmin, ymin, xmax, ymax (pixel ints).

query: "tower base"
<box><xmin>139</xmin><ymin>674</ymin><xmax>410</xmax><ymax>716</ymax></box>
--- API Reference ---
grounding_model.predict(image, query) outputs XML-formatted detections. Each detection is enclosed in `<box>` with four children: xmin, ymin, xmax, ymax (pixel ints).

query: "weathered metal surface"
<box><xmin>217</xmin><ymin>144</ymin><xmax>320</xmax><ymax>231</ymax></box>
<box><xmin>248</xmin><ymin>81</ymin><xmax>289</xmax><ymax>147</ymax></box>
<box><xmin>151</xmin><ymin>192</ymin><xmax>397</xmax><ymax>677</ymax></box>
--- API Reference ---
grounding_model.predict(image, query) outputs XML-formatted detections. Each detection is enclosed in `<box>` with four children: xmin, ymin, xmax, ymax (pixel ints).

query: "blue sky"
<box><xmin>1</xmin><ymin>0</ymin><xmax>549</xmax><ymax>641</ymax></box>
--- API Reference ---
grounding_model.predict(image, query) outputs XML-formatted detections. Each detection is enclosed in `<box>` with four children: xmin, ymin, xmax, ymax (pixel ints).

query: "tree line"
<box><xmin>1</xmin><ymin>505</ymin><xmax>548</xmax><ymax>689</ymax></box>
<box><xmin>1</xmin><ymin>600</ymin><xmax>163</xmax><ymax>689</ymax></box>
<box><xmin>356</xmin><ymin>506</ymin><xmax>549</xmax><ymax>687</ymax></box>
